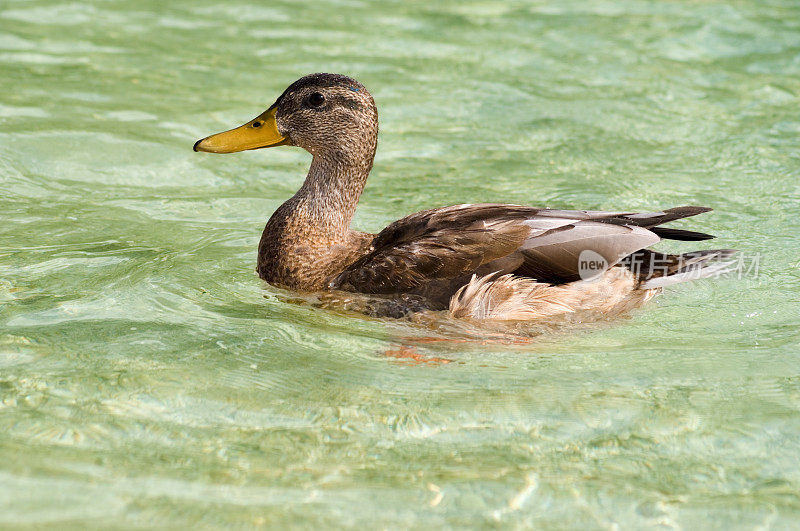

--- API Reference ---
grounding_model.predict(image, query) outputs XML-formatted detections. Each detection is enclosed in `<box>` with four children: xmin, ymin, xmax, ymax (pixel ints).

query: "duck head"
<box><xmin>193</xmin><ymin>73</ymin><xmax>378</xmax><ymax>164</ymax></box>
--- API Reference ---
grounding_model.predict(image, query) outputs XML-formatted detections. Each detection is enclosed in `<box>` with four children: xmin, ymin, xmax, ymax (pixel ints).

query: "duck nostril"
<box><xmin>252</xmin><ymin>121</ymin><xmax>263</xmax><ymax>128</ymax></box>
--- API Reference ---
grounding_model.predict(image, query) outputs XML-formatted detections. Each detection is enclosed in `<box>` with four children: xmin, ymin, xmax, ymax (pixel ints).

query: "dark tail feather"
<box><xmin>607</xmin><ymin>205</ymin><xmax>713</xmax><ymax>228</ymax></box>
<box><xmin>658</xmin><ymin>205</ymin><xmax>713</xmax><ymax>220</ymax></box>
<box><xmin>650</xmin><ymin>227</ymin><xmax>715</xmax><ymax>241</ymax></box>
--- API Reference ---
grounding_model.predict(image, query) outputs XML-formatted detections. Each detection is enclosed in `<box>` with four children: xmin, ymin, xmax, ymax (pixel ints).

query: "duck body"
<box><xmin>195</xmin><ymin>73</ymin><xmax>735</xmax><ymax>321</ymax></box>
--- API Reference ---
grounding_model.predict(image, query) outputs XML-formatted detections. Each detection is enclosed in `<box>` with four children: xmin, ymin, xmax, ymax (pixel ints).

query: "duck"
<box><xmin>194</xmin><ymin>73</ymin><xmax>735</xmax><ymax>321</ymax></box>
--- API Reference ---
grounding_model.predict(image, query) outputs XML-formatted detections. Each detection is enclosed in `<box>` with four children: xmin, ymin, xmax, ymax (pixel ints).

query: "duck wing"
<box><xmin>330</xmin><ymin>203</ymin><xmax>713</xmax><ymax>293</ymax></box>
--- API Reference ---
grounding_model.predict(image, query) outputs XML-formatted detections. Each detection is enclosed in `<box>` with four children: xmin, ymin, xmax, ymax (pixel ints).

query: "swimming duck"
<box><xmin>194</xmin><ymin>73</ymin><xmax>734</xmax><ymax>320</ymax></box>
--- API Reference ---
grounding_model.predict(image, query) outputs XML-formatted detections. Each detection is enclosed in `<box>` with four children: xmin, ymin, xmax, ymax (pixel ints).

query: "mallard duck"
<box><xmin>194</xmin><ymin>73</ymin><xmax>735</xmax><ymax>321</ymax></box>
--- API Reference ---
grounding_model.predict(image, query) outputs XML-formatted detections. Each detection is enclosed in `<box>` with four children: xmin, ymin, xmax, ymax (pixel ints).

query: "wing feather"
<box><xmin>330</xmin><ymin>203</ymin><xmax>712</xmax><ymax>294</ymax></box>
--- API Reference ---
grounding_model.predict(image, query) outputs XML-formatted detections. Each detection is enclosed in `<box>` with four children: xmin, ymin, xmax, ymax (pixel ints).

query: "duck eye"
<box><xmin>308</xmin><ymin>92</ymin><xmax>325</xmax><ymax>107</ymax></box>
<box><xmin>252</xmin><ymin>121</ymin><xmax>262</xmax><ymax>128</ymax></box>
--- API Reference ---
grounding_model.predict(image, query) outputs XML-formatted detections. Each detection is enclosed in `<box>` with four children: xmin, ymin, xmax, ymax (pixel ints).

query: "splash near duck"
<box><xmin>194</xmin><ymin>73</ymin><xmax>735</xmax><ymax>321</ymax></box>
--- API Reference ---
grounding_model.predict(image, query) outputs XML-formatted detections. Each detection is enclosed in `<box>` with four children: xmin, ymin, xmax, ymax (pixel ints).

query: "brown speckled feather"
<box><xmin>330</xmin><ymin>205</ymin><xmax>531</xmax><ymax>293</ymax></box>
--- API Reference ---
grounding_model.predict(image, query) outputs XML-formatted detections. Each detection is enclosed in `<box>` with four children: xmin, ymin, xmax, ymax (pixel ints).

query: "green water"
<box><xmin>2</xmin><ymin>0</ymin><xmax>800</xmax><ymax>527</ymax></box>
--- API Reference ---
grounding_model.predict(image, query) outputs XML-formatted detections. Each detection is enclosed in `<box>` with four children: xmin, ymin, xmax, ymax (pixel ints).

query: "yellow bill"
<box><xmin>193</xmin><ymin>107</ymin><xmax>289</xmax><ymax>153</ymax></box>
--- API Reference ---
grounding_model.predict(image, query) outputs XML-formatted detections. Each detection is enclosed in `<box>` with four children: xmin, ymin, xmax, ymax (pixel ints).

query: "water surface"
<box><xmin>2</xmin><ymin>0</ymin><xmax>800</xmax><ymax>527</ymax></box>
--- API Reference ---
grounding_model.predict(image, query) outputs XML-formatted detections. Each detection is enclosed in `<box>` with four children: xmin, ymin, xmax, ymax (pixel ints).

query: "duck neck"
<box><xmin>290</xmin><ymin>150</ymin><xmax>373</xmax><ymax>235</ymax></box>
<box><xmin>264</xmin><ymin>139</ymin><xmax>376</xmax><ymax>250</ymax></box>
